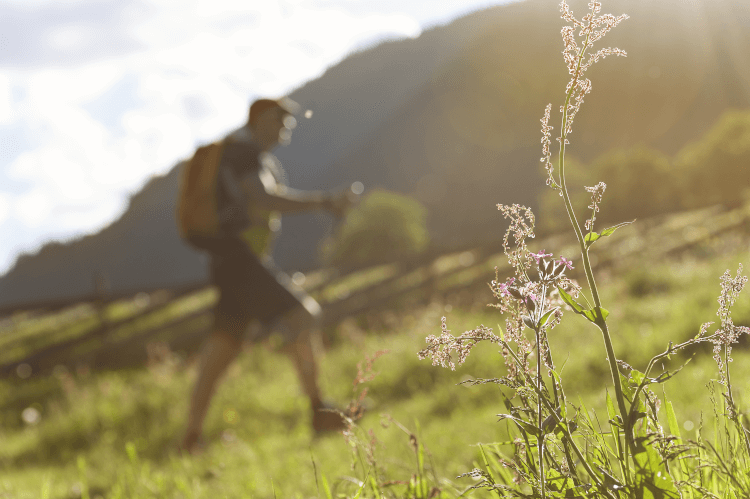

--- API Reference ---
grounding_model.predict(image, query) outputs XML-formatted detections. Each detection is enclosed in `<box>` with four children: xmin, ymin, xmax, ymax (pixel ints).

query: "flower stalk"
<box><xmin>555</xmin><ymin>6</ymin><xmax>633</xmax><ymax>474</ymax></box>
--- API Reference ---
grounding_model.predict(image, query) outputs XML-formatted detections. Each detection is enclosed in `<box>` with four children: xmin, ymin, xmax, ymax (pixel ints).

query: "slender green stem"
<box><xmin>723</xmin><ymin>347</ymin><xmax>750</xmax><ymax>457</ymax></box>
<box><xmin>557</xmin><ymin>33</ymin><xmax>632</xmax><ymax>479</ymax></box>
<box><xmin>725</xmin><ymin>348</ymin><xmax>735</xmax><ymax>416</ymax></box>
<box><xmin>536</xmin><ymin>327</ymin><xmax>546</xmax><ymax>499</ymax></box>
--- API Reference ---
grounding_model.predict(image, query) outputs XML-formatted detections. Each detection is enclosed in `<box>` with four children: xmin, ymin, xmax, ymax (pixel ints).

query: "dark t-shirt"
<box><xmin>215</xmin><ymin>127</ymin><xmax>286</xmax><ymax>236</ymax></box>
<box><xmin>208</xmin><ymin>128</ymin><xmax>305</xmax><ymax>336</ymax></box>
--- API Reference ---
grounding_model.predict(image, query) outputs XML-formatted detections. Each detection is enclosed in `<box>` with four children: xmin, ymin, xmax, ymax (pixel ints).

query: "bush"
<box><xmin>321</xmin><ymin>189</ymin><xmax>429</xmax><ymax>267</ymax></box>
<box><xmin>538</xmin><ymin>146</ymin><xmax>676</xmax><ymax>232</ymax></box>
<box><xmin>589</xmin><ymin>146</ymin><xmax>675</xmax><ymax>219</ymax></box>
<box><xmin>675</xmin><ymin>109</ymin><xmax>750</xmax><ymax>208</ymax></box>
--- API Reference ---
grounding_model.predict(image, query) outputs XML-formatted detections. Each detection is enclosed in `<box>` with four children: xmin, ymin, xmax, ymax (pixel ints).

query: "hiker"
<box><xmin>178</xmin><ymin>97</ymin><xmax>355</xmax><ymax>453</ymax></box>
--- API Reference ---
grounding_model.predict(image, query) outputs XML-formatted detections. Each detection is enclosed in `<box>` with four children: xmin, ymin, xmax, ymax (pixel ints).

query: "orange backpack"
<box><xmin>176</xmin><ymin>140</ymin><xmax>225</xmax><ymax>245</ymax></box>
<box><xmin>176</xmin><ymin>139</ymin><xmax>278</xmax><ymax>257</ymax></box>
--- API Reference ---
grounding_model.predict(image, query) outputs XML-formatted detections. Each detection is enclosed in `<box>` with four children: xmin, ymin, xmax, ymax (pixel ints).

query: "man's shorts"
<box><xmin>207</xmin><ymin>237</ymin><xmax>312</xmax><ymax>342</ymax></box>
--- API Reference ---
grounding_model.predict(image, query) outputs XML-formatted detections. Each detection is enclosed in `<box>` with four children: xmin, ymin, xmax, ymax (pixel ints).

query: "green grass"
<box><xmin>0</xmin><ymin>219</ymin><xmax>749</xmax><ymax>497</ymax></box>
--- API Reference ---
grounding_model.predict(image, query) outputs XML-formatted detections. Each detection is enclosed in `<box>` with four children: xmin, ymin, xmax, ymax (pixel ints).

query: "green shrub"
<box><xmin>321</xmin><ymin>189</ymin><xmax>429</xmax><ymax>267</ymax></box>
<box><xmin>675</xmin><ymin>109</ymin><xmax>750</xmax><ymax>208</ymax></box>
<box><xmin>538</xmin><ymin>146</ymin><xmax>676</xmax><ymax>232</ymax></box>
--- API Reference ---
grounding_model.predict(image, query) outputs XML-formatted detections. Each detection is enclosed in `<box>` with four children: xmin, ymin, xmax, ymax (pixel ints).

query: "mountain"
<box><xmin>1</xmin><ymin>0</ymin><xmax>749</xmax><ymax>311</ymax></box>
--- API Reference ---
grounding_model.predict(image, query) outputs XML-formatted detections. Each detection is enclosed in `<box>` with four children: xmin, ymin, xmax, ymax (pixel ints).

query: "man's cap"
<box><xmin>249</xmin><ymin>97</ymin><xmax>301</xmax><ymax>124</ymax></box>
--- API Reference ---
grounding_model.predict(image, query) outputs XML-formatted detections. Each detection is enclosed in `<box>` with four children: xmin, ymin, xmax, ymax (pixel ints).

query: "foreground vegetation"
<box><xmin>417</xmin><ymin>1</ymin><xmax>750</xmax><ymax>497</ymax></box>
<box><xmin>0</xmin><ymin>202</ymin><xmax>748</xmax><ymax>498</ymax></box>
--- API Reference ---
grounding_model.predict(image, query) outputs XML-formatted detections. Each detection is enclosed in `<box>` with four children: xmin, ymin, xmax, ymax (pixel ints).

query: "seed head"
<box><xmin>584</xmin><ymin>182</ymin><xmax>606</xmax><ymax>231</ymax></box>
<box><xmin>554</xmin><ymin>0</ymin><xmax>628</xmax><ymax>143</ymax></box>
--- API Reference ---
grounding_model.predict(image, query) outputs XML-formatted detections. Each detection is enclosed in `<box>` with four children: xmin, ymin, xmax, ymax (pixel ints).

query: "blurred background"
<box><xmin>0</xmin><ymin>0</ymin><xmax>749</xmax><ymax>311</ymax></box>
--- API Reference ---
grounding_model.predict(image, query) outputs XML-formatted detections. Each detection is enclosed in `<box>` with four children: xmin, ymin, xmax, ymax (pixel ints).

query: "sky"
<box><xmin>0</xmin><ymin>0</ymin><xmax>513</xmax><ymax>276</ymax></box>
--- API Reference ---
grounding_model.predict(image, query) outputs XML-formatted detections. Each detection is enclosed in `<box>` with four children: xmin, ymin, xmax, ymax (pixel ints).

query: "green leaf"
<box><xmin>497</xmin><ymin>414</ymin><xmax>540</xmax><ymax>437</ymax></box>
<box><xmin>582</xmin><ymin>309</ymin><xmax>596</xmax><ymax>322</ymax></box>
<box><xmin>629</xmin><ymin>369</ymin><xmax>646</xmax><ymax>387</ymax></box>
<box><xmin>608</xmin><ymin>416</ymin><xmax>624</xmax><ymax>429</ymax></box>
<box><xmin>605</xmin><ymin>391</ymin><xmax>617</xmax><ymax>421</ymax></box>
<box><xmin>484</xmin><ymin>444</ymin><xmax>516</xmax><ymax>485</ymax></box>
<box><xmin>653</xmin><ymin>358</ymin><xmax>691</xmax><ymax>384</ymax></box>
<box><xmin>629</xmin><ymin>411</ymin><xmax>647</xmax><ymax>426</ymax></box>
<box><xmin>352</xmin><ymin>470</ymin><xmax>369</xmax><ymax>499</ymax></box>
<box><xmin>665</xmin><ymin>402</ymin><xmax>683</xmax><ymax>483</ymax></box>
<box><xmin>478</xmin><ymin>444</ymin><xmax>497</xmax><ymax>485</ymax></box>
<box><xmin>666</xmin><ymin>402</ymin><xmax>693</xmax><ymax>496</ymax></box>
<box><xmin>582</xmin><ymin>306</ymin><xmax>609</xmax><ymax>324</ymax></box>
<box><xmin>522</xmin><ymin>315</ymin><xmax>536</xmax><ymax>330</ymax></box>
<box><xmin>541</xmin><ymin>408</ymin><xmax>563</xmax><ymax>434</ymax></box>
<box><xmin>557</xmin><ymin>287</ymin><xmax>588</xmax><ymax>314</ymax></box>
<box><xmin>665</xmin><ymin>402</ymin><xmax>681</xmax><ymax>441</ymax></box>
<box><xmin>619</xmin><ymin>372</ymin><xmax>634</xmax><ymax>400</ymax></box>
<box><xmin>584</xmin><ymin>220</ymin><xmax>635</xmax><ymax>249</ymax></box>
<box><xmin>632</xmin><ymin>424</ymin><xmax>680</xmax><ymax>497</ymax></box>
<box><xmin>594</xmin><ymin>465</ymin><xmax>626</xmax><ymax>493</ymax></box>
<box><xmin>368</xmin><ymin>476</ymin><xmax>380</xmax><ymax>497</ymax></box>
<box><xmin>549</xmin><ymin>370</ymin><xmax>567</xmax><ymax>419</ymax></box>
<box><xmin>321</xmin><ymin>474</ymin><xmax>332</xmax><ymax>499</ymax></box>
<box><xmin>545</xmin><ymin>467</ymin><xmax>576</xmax><ymax>492</ymax></box>
<box><xmin>584</xmin><ymin>231</ymin><xmax>601</xmax><ymax>248</ymax></box>
<box><xmin>578</xmin><ymin>397</ymin><xmax>610</xmax><ymax>453</ymax></box>
<box><xmin>606</xmin><ymin>390</ymin><xmax>624</xmax><ymax>431</ymax></box>
<box><xmin>598</xmin><ymin>307</ymin><xmax>610</xmax><ymax>321</ymax></box>
<box><xmin>538</xmin><ymin>308</ymin><xmax>559</xmax><ymax>329</ymax></box>
<box><xmin>601</xmin><ymin>220</ymin><xmax>635</xmax><ymax>237</ymax></box>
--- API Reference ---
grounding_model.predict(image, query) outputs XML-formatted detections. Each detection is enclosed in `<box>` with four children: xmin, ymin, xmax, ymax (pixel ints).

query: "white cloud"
<box><xmin>14</xmin><ymin>187</ymin><xmax>53</xmax><ymax>228</ymax></box>
<box><xmin>47</xmin><ymin>24</ymin><xmax>89</xmax><ymax>52</ymax></box>
<box><xmin>0</xmin><ymin>74</ymin><xmax>13</xmax><ymax>125</ymax></box>
<box><xmin>3</xmin><ymin>0</ymin><xmax>88</xmax><ymax>6</ymax></box>
<box><xmin>0</xmin><ymin>193</ymin><xmax>9</xmax><ymax>226</ymax></box>
<box><xmin>24</xmin><ymin>63</ymin><xmax>123</xmax><ymax>105</ymax></box>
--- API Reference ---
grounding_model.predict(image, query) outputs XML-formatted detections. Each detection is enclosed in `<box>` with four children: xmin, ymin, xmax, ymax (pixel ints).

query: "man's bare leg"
<box><xmin>279</xmin><ymin>305</ymin><xmax>322</xmax><ymax>405</ymax></box>
<box><xmin>278</xmin><ymin>304</ymin><xmax>346</xmax><ymax>433</ymax></box>
<box><xmin>182</xmin><ymin>329</ymin><xmax>240</xmax><ymax>453</ymax></box>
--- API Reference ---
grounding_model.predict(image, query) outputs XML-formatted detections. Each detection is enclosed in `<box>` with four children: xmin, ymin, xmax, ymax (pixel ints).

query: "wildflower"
<box><xmin>559</xmin><ymin>256</ymin><xmax>574</xmax><ymax>270</ymax></box>
<box><xmin>584</xmin><ymin>182</ymin><xmax>606</xmax><ymax>231</ymax></box>
<box><xmin>530</xmin><ymin>249</ymin><xmax>553</xmax><ymax>265</ymax></box>
<box><xmin>497</xmin><ymin>204</ymin><xmax>536</xmax><ymax>275</ymax></box>
<box><xmin>540</xmin><ymin>104</ymin><xmax>558</xmax><ymax>190</ymax></box>
<box><xmin>418</xmin><ymin>318</ymin><xmax>501</xmax><ymax>371</ymax></box>
<box><xmin>492</xmin><ymin>277</ymin><xmax>516</xmax><ymax>298</ymax></box>
<box><xmin>707</xmin><ymin>265</ymin><xmax>750</xmax><ymax>386</ymax></box>
<box><xmin>549</xmin><ymin>0</ymin><xmax>628</xmax><ymax>151</ymax></box>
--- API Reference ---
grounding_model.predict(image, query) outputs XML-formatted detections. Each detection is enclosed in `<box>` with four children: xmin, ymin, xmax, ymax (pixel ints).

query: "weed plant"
<box><xmin>419</xmin><ymin>1</ymin><xmax>750</xmax><ymax>497</ymax></box>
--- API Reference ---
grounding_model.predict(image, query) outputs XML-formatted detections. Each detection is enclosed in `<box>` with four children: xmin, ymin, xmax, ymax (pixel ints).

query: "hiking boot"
<box><xmin>180</xmin><ymin>430</ymin><xmax>205</xmax><ymax>456</ymax></box>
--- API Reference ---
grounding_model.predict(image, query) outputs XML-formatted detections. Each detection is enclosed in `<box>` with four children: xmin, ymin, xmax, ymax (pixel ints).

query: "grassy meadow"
<box><xmin>1</xmin><ymin>201</ymin><xmax>749</xmax><ymax>498</ymax></box>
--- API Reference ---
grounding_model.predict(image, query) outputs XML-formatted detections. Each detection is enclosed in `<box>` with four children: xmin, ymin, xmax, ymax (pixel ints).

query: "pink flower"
<box><xmin>530</xmin><ymin>250</ymin><xmax>553</xmax><ymax>264</ymax></box>
<box><xmin>494</xmin><ymin>277</ymin><xmax>516</xmax><ymax>298</ymax></box>
<box><xmin>559</xmin><ymin>256</ymin><xmax>574</xmax><ymax>270</ymax></box>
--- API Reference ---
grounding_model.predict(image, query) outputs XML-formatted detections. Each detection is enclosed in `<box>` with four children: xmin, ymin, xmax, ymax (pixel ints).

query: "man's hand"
<box><xmin>324</xmin><ymin>190</ymin><xmax>358</xmax><ymax>218</ymax></box>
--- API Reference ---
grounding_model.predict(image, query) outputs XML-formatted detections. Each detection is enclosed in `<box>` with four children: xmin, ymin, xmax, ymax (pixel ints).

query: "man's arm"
<box><xmin>240</xmin><ymin>168</ymin><xmax>346</xmax><ymax>215</ymax></box>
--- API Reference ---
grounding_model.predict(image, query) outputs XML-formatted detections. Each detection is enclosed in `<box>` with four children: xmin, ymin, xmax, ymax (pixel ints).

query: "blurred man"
<box><xmin>180</xmin><ymin>97</ymin><xmax>354</xmax><ymax>453</ymax></box>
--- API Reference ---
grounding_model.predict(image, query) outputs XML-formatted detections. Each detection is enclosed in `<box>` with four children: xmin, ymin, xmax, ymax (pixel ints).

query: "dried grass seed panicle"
<box><xmin>556</xmin><ymin>0</ymin><xmax>628</xmax><ymax>140</ymax></box>
<box><xmin>584</xmin><ymin>181</ymin><xmax>606</xmax><ymax>231</ymax></box>
<box><xmin>709</xmin><ymin>264</ymin><xmax>750</xmax><ymax>384</ymax></box>
<box><xmin>418</xmin><ymin>317</ymin><xmax>502</xmax><ymax>370</ymax></box>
